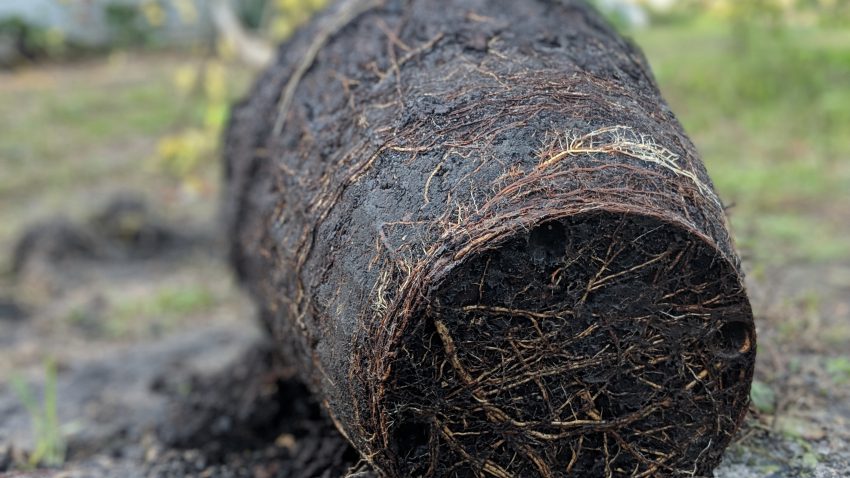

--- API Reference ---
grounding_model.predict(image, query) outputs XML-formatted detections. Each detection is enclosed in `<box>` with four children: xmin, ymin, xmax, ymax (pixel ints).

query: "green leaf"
<box><xmin>826</xmin><ymin>356</ymin><xmax>850</xmax><ymax>384</ymax></box>
<box><xmin>750</xmin><ymin>380</ymin><xmax>776</xmax><ymax>414</ymax></box>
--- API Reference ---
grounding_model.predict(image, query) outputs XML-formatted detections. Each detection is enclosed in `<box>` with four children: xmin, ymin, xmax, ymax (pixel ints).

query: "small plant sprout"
<box><xmin>11</xmin><ymin>358</ymin><xmax>66</xmax><ymax>469</ymax></box>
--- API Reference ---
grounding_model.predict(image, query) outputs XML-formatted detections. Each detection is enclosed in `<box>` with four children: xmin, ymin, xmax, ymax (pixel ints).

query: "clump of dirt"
<box><xmin>11</xmin><ymin>194</ymin><xmax>204</xmax><ymax>278</ymax></box>
<box><xmin>0</xmin><ymin>297</ymin><xmax>27</xmax><ymax>322</ymax></box>
<box><xmin>148</xmin><ymin>343</ymin><xmax>371</xmax><ymax>478</ymax></box>
<box><xmin>0</xmin><ymin>325</ymin><xmax>374</xmax><ymax>478</ymax></box>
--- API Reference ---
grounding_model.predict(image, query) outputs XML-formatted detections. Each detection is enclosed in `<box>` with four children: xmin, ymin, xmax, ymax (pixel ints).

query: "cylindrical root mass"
<box><xmin>224</xmin><ymin>0</ymin><xmax>756</xmax><ymax>476</ymax></box>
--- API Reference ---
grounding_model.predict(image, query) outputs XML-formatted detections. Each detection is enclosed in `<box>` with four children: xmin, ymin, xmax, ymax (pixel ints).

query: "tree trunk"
<box><xmin>223</xmin><ymin>0</ymin><xmax>756</xmax><ymax>476</ymax></box>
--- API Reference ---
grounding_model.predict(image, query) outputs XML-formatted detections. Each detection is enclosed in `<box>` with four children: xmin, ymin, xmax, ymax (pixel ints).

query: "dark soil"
<box><xmin>225</xmin><ymin>0</ymin><xmax>753</xmax><ymax>475</ymax></box>
<box><xmin>153</xmin><ymin>345</ymin><xmax>364</xmax><ymax>478</ymax></box>
<box><xmin>390</xmin><ymin>212</ymin><xmax>753</xmax><ymax>476</ymax></box>
<box><xmin>11</xmin><ymin>194</ymin><xmax>203</xmax><ymax>277</ymax></box>
<box><xmin>0</xmin><ymin>329</ymin><xmax>372</xmax><ymax>478</ymax></box>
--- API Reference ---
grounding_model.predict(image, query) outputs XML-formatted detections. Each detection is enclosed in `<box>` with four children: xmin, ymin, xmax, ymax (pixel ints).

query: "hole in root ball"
<box><xmin>528</xmin><ymin>220</ymin><xmax>566</xmax><ymax>261</ymax></box>
<box><xmin>715</xmin><ymin>321</ymin><xmax>753</xmax><ymax>356</ymax></box>
<box><xmin>393</xmin><ymin>420</ymin><xmax>431</xmax><ymax>461</ymax></box>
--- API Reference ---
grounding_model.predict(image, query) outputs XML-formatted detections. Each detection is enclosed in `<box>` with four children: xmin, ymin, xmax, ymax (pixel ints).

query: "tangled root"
<box><xmin>386</xmin><ymin>212</ymin><xmax>753</xmax><ymax>477</ymax></box>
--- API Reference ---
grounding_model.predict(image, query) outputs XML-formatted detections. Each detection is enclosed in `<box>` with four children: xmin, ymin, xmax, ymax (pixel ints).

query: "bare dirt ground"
<box><xmin>1</xmin><ymin>48</ymin><xmax>849</xmax><ymax>477</ymax></box>
<box><xmin>0</xmin><ymin>199</ymin><xmax>370</xmax><ymax>478</ymax></box>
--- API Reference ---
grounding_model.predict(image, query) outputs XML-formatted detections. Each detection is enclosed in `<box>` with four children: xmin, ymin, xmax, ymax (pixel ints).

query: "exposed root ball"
<box><xmin>389</xmin><ymin>212</ymin><xmax>753</xmax><ymax>476</ymax></box>
<box><xmin>224</xmin><ymin>0</ymin><xmax>756</xmax><ymax>476</ymax></box>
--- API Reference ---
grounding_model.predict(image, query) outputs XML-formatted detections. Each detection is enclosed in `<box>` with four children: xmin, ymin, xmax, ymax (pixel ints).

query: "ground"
<box><xmin>1</xmin><ymin>19</ymin><xmax>849</xmax><ymax>478</ymax></box>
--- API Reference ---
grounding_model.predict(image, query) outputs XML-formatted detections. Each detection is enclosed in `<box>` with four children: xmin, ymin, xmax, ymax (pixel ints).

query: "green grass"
<box><xmin>750</xmin><ymin>379</ymin><xmax>777</xmax><ymax>414</ymax></box>
<box><xmin>734</xmin><ymin>214</ymin><xmax>850</xmax><ymax>263</ymax></box>
<box><xmin>826</xmin><ymin>356</ymin><xmax>850</xmax><ymax>384</ymax></box>
<box><xmin>635</xmin><ymin>21</ymin><xmax>850</xmax><ymax>265</ymax></box>
<box><xmin>118</xmin><ymin>285</ymin><xmax>217</xmax><ymax>318</ymax></box>
<box><xmin>10</xmin><ymin>360</ymin><xmax>65</xmax><ymax>469</ymax></box>
<box><xmin>0</xmin><ymin>62</ymin><xmax>184</xmax><ymax>195</ymax></box>
<box><xmin>0</xmin><ymin>53</ymin><xmax>252</xmax><ymax>271</ymax></box>
<box><xmin>105</xmin><ymin>285</ymin><xmax>218</xmax><ymax>337</ymax></box>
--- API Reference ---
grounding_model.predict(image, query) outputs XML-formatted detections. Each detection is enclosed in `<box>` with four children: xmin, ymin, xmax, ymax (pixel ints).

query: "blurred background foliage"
<box><xmin>599</xmin><ymin>0</ymin><xmax>850</xmax><ymax>267</ymax></box>
<box><xmin>0</xmin><ymin>0</ymin><xmax>848</xmax><ymax>267</ymax></box>
<box><xmin>152</xmin><ymin>0</ymin><xmax>327</xmax><ymax>190</ymax></box>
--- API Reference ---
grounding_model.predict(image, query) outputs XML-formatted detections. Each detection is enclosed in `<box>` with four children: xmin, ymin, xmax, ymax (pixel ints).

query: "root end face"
<box><xmin>387</xmin><ymin>212</ymin><xmax>754</xmax><ymax>477</ymax></box>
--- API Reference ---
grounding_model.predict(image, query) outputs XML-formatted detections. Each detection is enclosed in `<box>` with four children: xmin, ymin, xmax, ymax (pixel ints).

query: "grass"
<box><xmin>113</xmin><ymin>285</ymin><xmax>217</xmax><ymax>320</ymax></box>
<box><xmin>0</xmin><ymin>55</ymin><xmax>183</xmax><ymax>194</ymax></box>
<box><xmin>63</xmin><ymin>283</ymin><xmax>220</xmax><ymax>338</ymax></box>
<box><xmin>103</xmin><ymin>284</ymin><xmax>218</xmax><ymax>338</ymax></box>
<box><xmin>825</xmin><ymin>357</ymin><xmax>850</xmax><ymax>384</ymax></box>
<box><xmin>634</xmin><ymin>20</ymin><xmax>850</xmax><ymax>265</ymax></box>
<box><xmin>10</xmin><ymin>359</ymin><xmax>65</xmax><ymax>469</ymax></box>
<box><xmin>749</xmin><ymin>380</ymin><xmax>777</xmax><ymax>414</ymax></box>
<box><xmin>0</xmin><ymin>52</ymin><xmax>252</xmax><ymax>271</ymax></box>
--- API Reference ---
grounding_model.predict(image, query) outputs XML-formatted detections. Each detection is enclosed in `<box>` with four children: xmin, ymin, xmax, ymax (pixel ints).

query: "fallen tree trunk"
<box><xmin>223</xmin><ymin>0</ymin><xmax>756</xmax><ymax>476</ymax></box>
